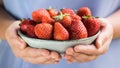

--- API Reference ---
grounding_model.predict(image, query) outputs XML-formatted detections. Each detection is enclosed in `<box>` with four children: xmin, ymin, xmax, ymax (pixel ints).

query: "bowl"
<box><xmin>18</xmin><ymin>30</ymin><xmax>100</xmax><ymax>53</ymax></box>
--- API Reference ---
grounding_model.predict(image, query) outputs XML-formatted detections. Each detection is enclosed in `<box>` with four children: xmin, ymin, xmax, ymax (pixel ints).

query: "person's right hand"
<box><xmin>5</xmin><ymin>21</ymin><xmax>61</xmax><ymax>64</ymax></box>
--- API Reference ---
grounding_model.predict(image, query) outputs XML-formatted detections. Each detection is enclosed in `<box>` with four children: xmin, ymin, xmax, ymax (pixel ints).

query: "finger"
<box><xmin>65</xmin><ymin>50</ymin><xmax>98</xmax><ymax>63</ymax></box>
<box><xmin>45</xmin><ymin>57</ymin><xmax>60</xmax><ymax>64</ymax></box>
<box><xmin>20</xmin><ymin>47</ymin><xmax>50</xmax><ymax>58</ymax></box>
<box><xmin>6</xmin><ymin>33</ymin><xmax>27</xmax><ymax>50</ymax></box>
<box><xmin>6</xmin><ymin>21</ymin><xmax>27</xmax><ymax>49</ymax></box>
<box><xmin>95</xmin><ymin>23</ymin><xmax>107</xmax><ymax>48</ymax></box>
<box><xmin>73</xmin><ymin>53</ymin><xmax>98</xmax><ymax>63</ymax></box>
<box><xmin>5</xmin><ymin>21</ymin><xmax>20</xmax><ymax>40</ymax></box>
<box><xmin>65</xmin><ymin>48</ymin><xmax>77</xmax><ymax>63</ymax></box>
<box><xmin>65</xmin><ymin>47</ymin><xmax>74</xmax><ymax>55</ymax></box>
<box><xmin>74</xmin><ymin>36</ymin><xmax>111</xmax><ymax>56</ymax></box>
<box><xmin>98</xmin><ymin>37</ymin><xmax>112</xmax><ymax>55</ymax></box>
<box><xmin>23</xmin><ymin>51</ymin><xmax>61</xmax><ymax>64</ymax></box>
<box><xmin>64</xmin><ymin>54</ymin><xmax>72</xmax><ymax>60</ymax></box>
<box><xmin>23</xmin><ymin>56</ymin><xmax>52</xmax><ymax>64</ymax></box>
<box><xmin>96</xmin><ymin>18</ymin><xmax>113</xmax><ymax>48</ymax></box>
<box><xmin>74</xmin><ymin>44</ymin><xmax>99</xmax><ymax>55</ymax></box>
<box><xmin>13</xmin><ymin>37</ymin><xmax>27</xmax><ymax>49</ymax></box>
<box><xmin>50</xmin><ymin>51</ymin><xmax>61</xmax><ymax>61</ymax></box>
<box><xmin>41</xmin><ymin>51</ymin><xmax>61</xmax><ymax>64</ymax></box>
<box><xmin>64</xmin><ymin>54</ymin><xmax>76</xmax><ymax>63</ymax></box>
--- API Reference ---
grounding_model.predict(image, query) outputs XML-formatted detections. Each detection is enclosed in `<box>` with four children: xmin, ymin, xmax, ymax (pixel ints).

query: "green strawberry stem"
<box><xmin>53</xmin><ymin>11</ymin><xmax>69</xmax><ymax>21</ymax></box>
<box><xmin>82</xmin><ymin>15</ymin><xmax>99</xmax><ymax>20</ymax></box>
<box><xmin>95</xmin><ymin>16</ymin><xmax>99</xmax><ymax>18</ymax></box>
<box><xmin>19</xmin><ymin>18</ymin><xmax>25</xmax><ymax>26</ymax></box>
<box><xmin>82</xmin><ymin>15</ymin><xmax>91</xmax><ymax>19</ymax></box>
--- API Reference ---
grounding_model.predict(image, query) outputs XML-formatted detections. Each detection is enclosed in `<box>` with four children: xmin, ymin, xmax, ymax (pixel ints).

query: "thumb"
<box><xmin>5</xmin><ymin>21</ymin><xmax>27</xmax><ymax>49</ymax></box>
<box><xmin>96</xmin><ymin>18</ymin><xmax>113</xmax><ymax>49</ymax></box>
<box><xmin>17</xmin><ymin>36</ymin><xmax>27</xmax><ymax>49</ymax></box>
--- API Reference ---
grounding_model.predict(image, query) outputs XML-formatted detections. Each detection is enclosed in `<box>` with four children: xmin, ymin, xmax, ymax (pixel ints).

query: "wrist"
<box><xmin>105</xmin><ymin>17</ymin><xmax>120</xmax><ymax>39</ymax></box>
<box><xmin>0</xmin><ymin>20</ymin><xmax>16</xmax><ymax>39</ymax></box>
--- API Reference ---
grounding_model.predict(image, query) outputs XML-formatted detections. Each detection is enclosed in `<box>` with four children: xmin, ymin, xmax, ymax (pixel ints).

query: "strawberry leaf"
<box><xmin>53</xmin><ymin>12</ymin><xmax>70</xmax><ymax>21</ymax></box>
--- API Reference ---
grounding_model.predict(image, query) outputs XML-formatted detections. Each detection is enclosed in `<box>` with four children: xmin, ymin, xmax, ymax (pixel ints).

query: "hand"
<box><xmin>5</xmin><ymin>21</ymin><xmax>61</xmax><ymax>64</ymax></box>
<box><xmin>64</xmin><ymin>18</ymin><xmax>113</xmax><ymax>63</ymax></box>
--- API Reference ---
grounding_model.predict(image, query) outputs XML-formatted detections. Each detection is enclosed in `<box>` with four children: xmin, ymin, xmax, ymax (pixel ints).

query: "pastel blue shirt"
<box><xmin>0</xmin><ymin>0</ymin><xmax>120</xmax><ymax>68</ymax></box>
<box><xmin>3</xmin><ymin>0</ymin><xmax>120</xmax><ymax>19</ymax></box>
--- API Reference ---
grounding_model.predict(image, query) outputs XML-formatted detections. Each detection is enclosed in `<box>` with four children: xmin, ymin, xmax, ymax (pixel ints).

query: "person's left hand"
<box><xmin>64</xmin><ymin>18</ymin><xmax>113</xmax><ymax>63</ymax></box>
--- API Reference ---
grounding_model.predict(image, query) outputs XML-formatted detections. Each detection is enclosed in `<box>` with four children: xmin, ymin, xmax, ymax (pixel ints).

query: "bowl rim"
<box><xmin>18</xmin><ymin>29</ymin><xmax>101</xmax><ymax>42</ymax></box>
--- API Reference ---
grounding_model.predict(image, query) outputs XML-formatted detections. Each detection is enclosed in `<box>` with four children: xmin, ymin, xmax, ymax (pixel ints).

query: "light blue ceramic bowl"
<box><xmin>18</xmin><ymin>30</ymin><xmax>100</xmax><ymax>53</ymax></box>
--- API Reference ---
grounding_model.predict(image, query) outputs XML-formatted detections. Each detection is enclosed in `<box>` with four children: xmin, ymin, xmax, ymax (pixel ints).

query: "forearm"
<box><xmin>0</xmin><ymin>6</ymin><xmax>16</xmax><ymax>39</ymax></box>
<box><xmin>106</xmin><ymin>9</ymin><xmax>120</xmax><ymax>39</ymax></box>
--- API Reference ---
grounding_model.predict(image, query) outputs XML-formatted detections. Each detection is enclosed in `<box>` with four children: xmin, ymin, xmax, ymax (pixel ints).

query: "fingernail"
<box><xmin>51</xmin><ymin>56</ymin><xmax>56</xmax><ymax>60</ymax></box>
<box><xmin>67</xmin><ymin>48</ymin><xmax>73</xmax><ymax>55</ymax></box>
<box><xmin>74</xmin><ymin>46</ymin><xmax>80</xmax><ymax>52</ymax></box>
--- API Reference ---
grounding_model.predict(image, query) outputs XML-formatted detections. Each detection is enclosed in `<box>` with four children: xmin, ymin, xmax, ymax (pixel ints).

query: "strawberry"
<box><xmin>41</xmin><ymin>16</ymin><xmax>55</xmax><ymax>24</ymax></box>
<box><xmin>19</xmin><ymin>19</ymin><xmax>36</xmax><ymax>37</ymax></box>
<box><xmin>53</xmin><ymin>12</ymin><xmax>72</xmax><ymax>29</ymax></box>
<box><xmin>61</xmin><ymin>15</ymin><xmax>72</xmax><ymax>29</ymax></box>
<box><xmin>20</xmin><ymin>24</ymin><xmax>36</xmax><ymax>38</ymax></box>
<box><xmin>32</xmin><ymin>8</ymin><xmax>54</xmax><ymax>24</ymax></box>
<box><xmin>61</xmin><ymin>8</ymin><xmax>75</xmax><ymax>15</ymax></box>
<box><xmin>20</xmin><ymin>23</ymin><xmax>28</xmax><ymax>33</ymax></box>
<box><xmin>53</xmin><ymin>13</ymin><xmax>71</xmax><ymax>29</ymax></box>
<box><xmin>71</xmin><ymin>14</ymin><xmax>81</xmax><ymax>20</ymax></box>
<box><xmin>34</xmin><ymin>23</ymin><xmax>53</xmax><ymax>40</ymax></box>
<box><xmin>61</xmin><ymin>8</ymin><xmax>81</xmax><ymax>21</ymax></box>
<box><xmin>83</xmin><ymin>16</ymin><xmax>101</xmax><ymax>37</ymax></box>
<box><xmin>47</xmin><ymin>8</ymin><xmax>58</xmax><ymax>18</ymax></box>
<box><xmin>20</xmin><ymin>19</ymin><xmax>36</xmax><ymax>26</ymax></box>
<box><xmin>77</xmin><ymin>7</ymin><xmax>91</xmax><ymax>17</ymax></box>
<box><xmin>54</xmin><ymin>22</ymin><xmax>69</xmax><ymax>41</ymax></box>
<box><xmin>25</xmin><ymin>25</ymin><xmax>36</xmax><ymax>37</ymax></box>
<box><xmin>69</xmin><ymin>20</ymin><xmax>88</xmax><ymax>40</ymax></box>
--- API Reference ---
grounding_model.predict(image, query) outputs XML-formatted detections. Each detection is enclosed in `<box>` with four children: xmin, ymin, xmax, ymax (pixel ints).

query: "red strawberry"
<box><xmin>61</xmin><ymin>15</ymin><xmax>72</xmax><ymax>29</ymax></box>
<box><xmin>53</xmin><ymin>12</ymin><xmax>72</xmax><ymax>29</ymax></box>
<box><xmin>47</xmin><ymin>8</ymin><xmax>58</xmax><ymax>18</ymax></box>
<box><xmin>54</xmin><ymin>22</ymin><xmax>69</xmax><ymax>41</ymax></box>
<box><xmin>61</xmin><ymin>8</ymin><xmax>75</xmax><ymax>15</ymax></box>
<box><xmin>20</xmin><ymin>24</ymin><xmax>36</xmax><ymax>38</ymax></box>
<box><xmin>20</xmin><ymin>19</ymin><xmax>36</xmax><ymax>26</ymax></box>
<box><xmin>71</xmin><ymin>14</ymin><xmax>81</xmax><ymax>20</ymax></box>
<box><xmin>69</xmin><ymin>20</ymin><xmax>88</xmax><ymax>40</ymax></box>
<box><xmin>34</xmin><ymin>23</ymin><xmax>53</xmax><ymax>40</ymax></box>
<box><xmin>26</xmin><ymin>25</ymin><xmax>36</xmax><ymax>37</ymax></box>
<box><xmin>61</xmin><ymin>8</ymin><xmax>81</xmax><ymax>21</ymax></box>
<box><xmin>41</xmin><ymin>16</ymin><xmax>55</xmax><ymax>24</ymax></box>
<box><xmin>32</xmin><ymin>8</ymin><xmax>54</xmax><ymax>24</ymax></box>
<box><xmin>20</xmin><ymin>23</ymin><xmax>28</xmax><ymax>33</ymax></box>
<box><xmin>77</xmin><ymin>7</ymin><xmax>91</xmax><ymax>17</ymax></box>
<box><xmin>19</xmin><ymin>19</ymin><xmax>36</xmax><ymax>37</ymax></box>
<box><xmin>83</xmin><ymin>16</ymin><xmax>101</xmax><ymax>37</ymax></box>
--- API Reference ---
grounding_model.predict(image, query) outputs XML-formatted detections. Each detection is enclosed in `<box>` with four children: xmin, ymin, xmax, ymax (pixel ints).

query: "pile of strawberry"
<box><xmin>19</xmin><ymin>7</ymin><xmax>101</xmax><ymax>41</ymax></box>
